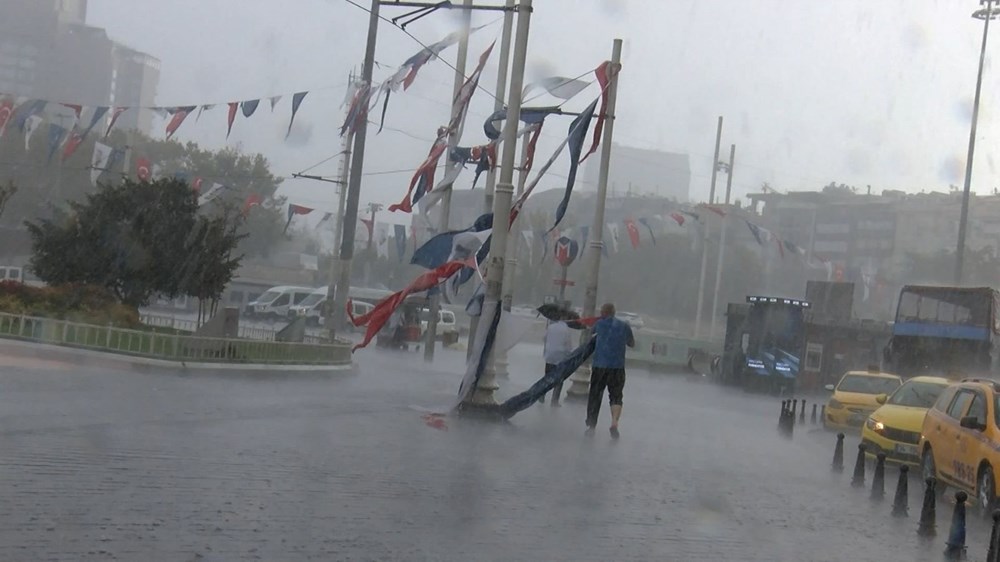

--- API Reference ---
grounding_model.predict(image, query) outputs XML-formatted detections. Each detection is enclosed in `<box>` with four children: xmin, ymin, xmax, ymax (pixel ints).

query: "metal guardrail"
<box><xmin>0</xmin><ymin>312</ymin><xmax>351</xmax><ymax>366</ymax></box>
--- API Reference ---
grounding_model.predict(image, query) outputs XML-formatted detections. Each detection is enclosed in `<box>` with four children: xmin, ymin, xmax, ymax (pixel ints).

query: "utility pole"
<box><xmin>694</xmin><ymin>116</ymin><xmax>723</xmax><ymax>339</ymax></box>
<box><xmin>365</xmin><ymin>202</ymin><xmax>383</xmax><ymax>251</ymax></box>
<box><xmin>956</xmin><ymin>0</ymin><xmax>998</xmax><ymax>284</ymax></box>
<box><xmin>710</xmin><ymin>144</ymin><xmax>736</xmax><ymax>339</ymax></box>
<box><xmin>466</xmin><ymin>0</ymin><xmax>515</xmax><ymax>361</ymax></box>
<box><xmin>324</xmin><ymin>85</ymin><xmax>355</xmax><ymax>334</ymax></box>
<box><xmin>331</xmin><ymin>0</ymin><xmax>380</xmax><ymax>334</ymax></box>
<box><xmin>424</xmin><ymin>0</ymin><xmax>473</xmax><ymax>363</ymax></box>
<box><xmin>465</xmin><ymin>0</ymin><xmax>532</xmax><ymax>406</ymax></box>
<box><xmin>565</xmin><ymin>39</ymin><xmax>623</xmax><ymax>399</ymax></box>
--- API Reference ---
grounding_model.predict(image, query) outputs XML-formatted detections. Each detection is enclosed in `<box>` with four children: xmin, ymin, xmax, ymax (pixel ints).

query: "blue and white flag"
<box><xmin>549</xmin><ymin>98</ymin><xmax>598</xmax><ymax>233</ymax></box>
<box><xmin>411</xmin><ymin>212</ymin><xmax>492</xmax><ymax>269</ymax></box>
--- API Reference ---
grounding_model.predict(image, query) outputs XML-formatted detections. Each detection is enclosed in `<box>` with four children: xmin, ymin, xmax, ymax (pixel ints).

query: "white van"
<box><xmin>0</xmin><ymin>266</ymin><xmax>23</xmax><ymax>283</ymax></box>
<box><xmin>289</xmin><ymin>287</ymin><xmax>328</xmax><ymax>324</ymax></box>
<box><xmin>419</xmin><ymin>308</ymin><xmax>457</xmax><ymax>335</ymax></box>
<box><xmin>245</xmin><ymin>286</ymin><xmax>314</xmax><ymax>319</ymax></box>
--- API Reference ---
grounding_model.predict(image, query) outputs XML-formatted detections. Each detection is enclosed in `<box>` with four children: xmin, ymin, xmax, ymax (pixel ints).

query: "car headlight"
<box><xmin>828</xmin><ymin>399</ymin><xmax>843</xmax><ymax>409</ymax></box>
<box><xmin>866</xmin><ymin>417</ymin><xmax>885</xmax><ymax>434</ymax></box>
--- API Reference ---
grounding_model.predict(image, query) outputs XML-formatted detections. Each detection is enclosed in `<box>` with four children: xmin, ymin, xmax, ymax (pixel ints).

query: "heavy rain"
<box><xmin>2</xmin><ymin>0</ymin><xmax>1000</xmax><ymax>560</ymax></box>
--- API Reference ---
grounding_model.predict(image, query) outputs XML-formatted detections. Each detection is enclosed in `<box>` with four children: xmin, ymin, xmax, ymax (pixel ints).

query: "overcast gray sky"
<box><xmin>87</xmin><ymin>0</ymin><xmax>999</xmax><ymax>222</ymax></box>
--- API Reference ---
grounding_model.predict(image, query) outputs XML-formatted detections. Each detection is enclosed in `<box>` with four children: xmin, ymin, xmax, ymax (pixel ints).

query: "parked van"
<box><xmin>0</xmin><ymin>265</ymin><xmax>23</xmax><ymax>283</ymax></box>
<box><xmin>289</xmin><ymin>287</ymin><xmax>328</xmax><ymax>325</ymax></box>
<box><xmin>245</xmin><ymin>286</ymin><xmax>314</xmax><ymax>319</ymax></box>
<box><xmin>419</xmin><ymin>308</ymin><xmax>457</xmax><ymax>336</ymax></box>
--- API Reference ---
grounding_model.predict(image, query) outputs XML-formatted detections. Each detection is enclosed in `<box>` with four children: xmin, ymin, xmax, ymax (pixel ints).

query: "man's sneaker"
<box><xmin>609</xmin><ymin>426</ymin><xmax>620</xmax><ymax>439</ymax></box>
<box><xmin>585</xmin><ymin>426</ymin><xmax>596</xmax><ymax>437</ymax></box>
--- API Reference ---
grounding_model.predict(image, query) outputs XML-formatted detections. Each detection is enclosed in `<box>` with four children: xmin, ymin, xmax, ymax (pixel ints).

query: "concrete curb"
<box><xmin>0</xmin><ymin>338</ymin><xmax>356</xmax><ymax>376</ymax></box>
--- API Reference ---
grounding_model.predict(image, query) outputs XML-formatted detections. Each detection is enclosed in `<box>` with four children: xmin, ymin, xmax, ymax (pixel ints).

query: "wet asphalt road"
<box><xmin>0</xmin><ymin>343</ymin><xmax>995</xmax><ymax>561</ymax></box>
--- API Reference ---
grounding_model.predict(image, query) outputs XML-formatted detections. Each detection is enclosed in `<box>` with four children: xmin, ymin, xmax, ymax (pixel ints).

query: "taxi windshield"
<box><xmin>887</xmin><ymin>381</ymin><xmax>948</xmax><ymax>408</ymax></box>
<box><xmin>837</xmin><ymin>375</ymin><xmax>900</xmax><ymax>395</ymax></box>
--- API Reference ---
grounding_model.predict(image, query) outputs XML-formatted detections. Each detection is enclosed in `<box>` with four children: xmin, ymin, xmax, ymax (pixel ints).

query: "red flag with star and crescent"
<box><xmin>624</xmin><ymin>218</ymin><xmax>641</xmax><ymax>249</ymax></box>
<box><xmin>136</xmin><ymin>157</ymin><xmax>152</xmax><ymax>182</ymax></box>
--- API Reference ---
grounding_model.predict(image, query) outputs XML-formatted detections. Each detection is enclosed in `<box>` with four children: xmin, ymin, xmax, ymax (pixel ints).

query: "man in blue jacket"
<box><xmin>587</xmin><ymin>302</ymin><xmax>635</xmax><ymax>438</ymax></box>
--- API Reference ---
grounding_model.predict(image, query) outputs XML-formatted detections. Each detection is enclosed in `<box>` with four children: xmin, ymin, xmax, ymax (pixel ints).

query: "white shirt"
<box><xmin>544</xmin><ymin>321</ymin><xmax>575</xmax><ymax>364</ymax></box>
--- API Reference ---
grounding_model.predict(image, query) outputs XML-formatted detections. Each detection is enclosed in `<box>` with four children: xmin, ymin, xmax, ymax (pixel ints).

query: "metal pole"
<box><xmin>424</xmin><ymin>0</ymin><xmax>472</xmax><ymax>362</ymax></box>
<box><xmin>325</xmin><ymin>127</ymin><xmax>353</xmax><ymax>335</ymax></box>
<box><xmin>708</xmin><ymin>116</ymin><xmax>723</xmax><ymax>205</ymax></box>
<box><xmin>465</xmin><ymin>0</ymin><xmax>532</xmax><ymax>406</ymax></box>
<box><xmin>694</xmin><ymin>117</ymin><xmax>723</xmax><ymax>338</ymax></box>
<box><xmin>565</xmin><ymin>38</ymin><xmax>622</xmax><ymax>399</ymax></box>
<box><xmin>557</xmin><ymin>265</ymin><xmax>568</xmax><ymax>301</ymax></box>
<box><xmin>956</xmin><ymin>0</ymin><xmax>994</xmax><ymax>284</ymax></box>
<box><xmin>332</xmin><ymin>0</ymin><xmax>380</xmax><ymax>333</ymax></box>
<box><xmin>724</xmin><ymin>143</ymin><xmax>735</xmax><ymax>205</ymax></box>
<box><xmin>466</xmin><ymin>0</ymin><xmax>514</xmax><ymax>360</ymax></box>
<box><xmin>710</xmin><ymin>144</ymin><xmax>735</xmax><ymax>337</ymax></box>
<box><xmin>493</xmin><ymin>129</ymin><xmax>531</xmax><ymax>378</ymax></box>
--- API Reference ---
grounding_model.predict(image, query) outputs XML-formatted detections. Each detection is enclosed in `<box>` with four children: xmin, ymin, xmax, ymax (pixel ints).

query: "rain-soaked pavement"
<box><xmin>0</xmin><ymin>342</ymin><xmax>994</xmax><ymax>561</ymax></box>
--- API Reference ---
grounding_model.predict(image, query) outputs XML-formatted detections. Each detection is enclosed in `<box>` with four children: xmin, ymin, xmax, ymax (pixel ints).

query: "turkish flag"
<box><xmin>136</xmin><ymin>157</ymin><xmax>152</xmax><ymax>182</ymax></box>
<box><xmin>624</xmin><ymin>218</ymin><xmax>641</xmax><ymax>249</ymax></box>
<box><xmin>61</xmin><ymin>130</ymin><xmax>84</xmax><ymax>161</ymax></box>
<box><xmin>0</xmin><ymin>99</ymin><xmax>13</xmax><ymax>137</ymax></box>
<box><xmin>191</xmin><ymin>177</ymin><xmax>203</xmax><ymax>193</ymax></box>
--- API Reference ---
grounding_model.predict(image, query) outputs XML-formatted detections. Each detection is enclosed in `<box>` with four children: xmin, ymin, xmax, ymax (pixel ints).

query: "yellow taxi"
<box><xmin>823</xmin><ymin>369</ymin><xmax>902</xmax><ymax>430</ymax></box>
<box><xmin>860</xmin><ymin>376</ymin><xmax>950</xmax><ymax>466</ymax></box>
<box><xmin>920</xmin><ymin>378</ymin><xmax>1000</xmax><ymax>517</ymax></box>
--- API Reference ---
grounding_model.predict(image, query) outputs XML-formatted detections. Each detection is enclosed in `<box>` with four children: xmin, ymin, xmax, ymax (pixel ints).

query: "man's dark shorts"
<box><xmin>593</xmin><ymin>366</ymin><xmax>626</xmax><ymax>405</ymax></box>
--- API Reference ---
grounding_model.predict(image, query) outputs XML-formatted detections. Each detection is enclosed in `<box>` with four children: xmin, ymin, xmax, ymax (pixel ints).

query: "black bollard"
<box><xmin>778</xmin><ymin>401</ymin><xmax>789</xmax><ymax>432</ymax></box>
<box><xmin>800</xmin><ymin>400</ymin><xmax>806</xmax><ymax>423</ymax></box>
<box><xmin>832</xmin><ymin>432</ymin><xmax>845</xmax><ymax>472</ymax></box>
<box><xmin>811</xmin><ymin>403</ymin><xmax>818</xmax><ymax>425</ymax></box>
<box><xmin>851</xmin><ymin>443</ymin><xmax>866</xmax><ymax>487</ymax></box>
<box><xmin>871</xmin><ymin>453</ymin><xmax>886</xmax><ymax>500</ymax></box>
<box><xmin>821</xmin><ymin>404</ymin><xmax>826</xmax><ymax>425</ymax></box>
<box><xmin>944</xmin><ymin>491</ymin><xmax>968</xmax><ymax>560</ymax></box>
<box><xmin>918</xmin><ymin>477</ymin><xmax>937</xmax><ymax>538</ymax></box>
<box><xmin>986</xmin><ymin>509</ymin><xmax>1000</xmax><ymax>562</ymax></box>
<box><xmin>892</xmin><ymin>465</ymin><xmax>909</xmax><ymax>517</ymax></box>
<box><xmin>792</xmin><ymin>399</ymin><xmax>798</xmax><ymax>418</ymax></box>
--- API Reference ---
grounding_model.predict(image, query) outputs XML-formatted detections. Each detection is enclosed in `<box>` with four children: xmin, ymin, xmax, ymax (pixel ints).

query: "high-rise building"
<box><xmin>0</xmin><ymin>0</ymin><xmax>159</xmax><ymax>134</ymax></box>
<box><xmin>582</xmin><ymin>143</ymin><xmax>691</xmax><ymax>202</ymax></box>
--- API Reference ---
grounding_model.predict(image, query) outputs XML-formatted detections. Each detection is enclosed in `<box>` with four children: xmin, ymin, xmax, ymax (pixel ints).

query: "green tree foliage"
<box><xmin>25</xmin><ymin>178</ymin><xmax>245</xmax><ymax>309</ymax></box>
<box><xmin>0</xmin><ymin>123</ymin><xmax>283</xmax><ymax>258</ymax></box>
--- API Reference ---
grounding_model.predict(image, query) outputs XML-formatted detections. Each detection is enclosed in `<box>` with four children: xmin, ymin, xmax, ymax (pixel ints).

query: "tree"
<box><xmin>0</xmin><ymin>180</ymin><xmax>17</xmax><ymax>218</ymax></box>
<box><xmin>25</xmin><ymin>177</ymin><xmax>244</xmax><ymax>309</ymax></box>
<box><xmin>0</xmin><ymin>125</ymin><xmax>285</xmax><ymax>258</ymax></box>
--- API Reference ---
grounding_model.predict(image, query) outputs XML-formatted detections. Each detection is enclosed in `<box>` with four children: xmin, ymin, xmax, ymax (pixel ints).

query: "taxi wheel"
<box><xmin>978</xmin><ymin>466</ymin><xmax>996</xmax><ymax>518</ymax></box>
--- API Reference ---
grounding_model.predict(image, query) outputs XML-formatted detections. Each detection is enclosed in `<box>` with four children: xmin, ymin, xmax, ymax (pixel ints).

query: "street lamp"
<box><xmin>955</xmin><ymin>0</ymin><xmax>1000</xmax><ymax>284</ymax></box>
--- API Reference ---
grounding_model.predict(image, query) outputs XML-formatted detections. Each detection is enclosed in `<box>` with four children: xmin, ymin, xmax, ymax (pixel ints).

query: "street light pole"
<box><xmin>956</xmin><ymin>0</ymin><xmax>997</xmax><ymax>284</ymax></box>
<box><xmin>709</xmin><ymin>144</ymin><xmax>736</xmax><ymax>340</ymax></box>
<box><xmin>423</xmin><ymin>0</ymin><xmax>472</xmax><ymax>363</ymax></box>
<box><xmin>465</xmin><ymin>0</ymin><xmax>532</xmax><ymax>406</ymax></box>
<box><xmin>694</xmin><ymin>116</ymin><xmax>723</xmax><ymax>338</ymax></box>
<box><xmin>565</xmin><ymin>39</ymin><xmax>623</xmax><ymax>399</ymax></box>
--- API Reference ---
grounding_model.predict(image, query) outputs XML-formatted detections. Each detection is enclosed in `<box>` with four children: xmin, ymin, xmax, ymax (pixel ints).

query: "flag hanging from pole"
<box><xmin>24</xmin><ymin>114</ymin><xmax>42</xmax><ymax>151</ymax></box>
<box><xmin>411</xmin><ymin>213</ymin><xmax>493</xmax><ymax>270</ymax></box>
<box><xmin>241</xmin><ymin>99</ymin><xmax>260</xmax><ymax>118</ymax></box>
<box><xmin>81</xmin><ymin>106</ymin><xmax>108</xmax><ymax>138</ymax></box>
<box><xmin>389</xmin><ymin>130</ymin><xmax>448</xmax><ymax>213</ymax></box>
<box><xmin>135</xmin><ymin>156</ymin><xmax>152</xmax><ymax>182</ymax></box>
<box><xmin>46</xmin><ymin>123</ymin><xmax>67</xmax><ymax>163</ymax></box>
<box><xmin>638</xmin><ymin>217</ymin><xmax>657</xmax><ymax>245</ymax></box>
<box><xmin>624</xmin><ymin>218</ymin><xmax>641</xmax><ymax>249</ymax></box>
<box><xmin>581</xmin><ymin>60</ymin><xmax>620</xmax><ymax>163</ymax></box>
<box><xmin>547</xmin><ymin>97</ymin><xmax>598</xmax><ymax>233</ymax></box>
<box><xmin>0</xmin><ymin>98</ymin><xmax>14</xmax><ymax>138</ymax></box>
<box><xmin>165</xmin><ymin>106</ymin><xmax>196</xmax><ymax>139</ymax></box>
<box><xmin>284</xmin><ymin>203</ymin><xmax>313</xmax><ymax>233</ymax></box>
<box><xmin>90</xmin><ymin>142</ymin><xmax>113</xmax><ymax>185</ymax></box>
<box><xmin>242</xmin><ymin>193</ymin><xmax>262</xmax><ymax>217</ymax></box>
<box><xmin>14</xmin><ymin>99</ymin><xmax>46</xmax><ymax>132</ymax></box>
<box><xmin>607</xmin><ymin>222</ymin><xmax>620</xmax><ymax>254</ymax></box>
<box><xmin>521</xmin><ymin>76</ymin><xmax>591</xmax><ymax>101</ymax></box>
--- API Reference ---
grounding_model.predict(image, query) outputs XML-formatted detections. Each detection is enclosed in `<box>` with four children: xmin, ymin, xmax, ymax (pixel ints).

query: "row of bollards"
<box><xmin>777</xmin><ymin>399</ymin><xmax>824</xmax><ymax>436</ymax></box>
<box><xmin>831</xmin><ymin>436</ymin><xmax>1000</xmax><ymax>559</ymax></box>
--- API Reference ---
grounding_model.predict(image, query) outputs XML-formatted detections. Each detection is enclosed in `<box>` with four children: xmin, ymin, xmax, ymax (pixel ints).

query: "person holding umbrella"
<box><xmin>541</xmin><ymin>307</ymin><xmax>576</xmax><ymax>406</ymax></box>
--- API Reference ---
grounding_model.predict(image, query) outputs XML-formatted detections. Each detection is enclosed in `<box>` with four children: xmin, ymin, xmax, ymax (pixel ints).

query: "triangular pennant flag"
<box><xmin>624</xmin><ymin>218</ymin><xmax>641</xmax><ymax>249</ymax></box>
<box><xmin>269</xmin><ymin>95</ymin><xmax>283</xmax><ymax>111</ymax></box>
<box><xmin>61</xmin><ymin>103</ymin><xmax>83</xmax><ymax>123</ymax></box>
<box><xmin>315</xmin><ymin>211</ymin><xmax>333</xmax><ymax>229</ymax></box>
<box><xmin>46</xmin><ymin>123</ymin><xmax>68</xmax><ymax>163</ymax></box>
<box><xmin>284</xmin><ymin>203</ymin><xmax>313</xmax><ymax>233</ymax></box>
<box><xmin>242</xmin><ymin>193</ymin><xmax>263</xmax><ymax>217</ymax></box>
<box><xmin>165</xmin><ymin>106</ymin><xmax>196</xmax><ymax>139</ymax></box>
<box><xmin>394</xmin><ymin>224</ymin><xmax>407</xmax><ymax>262</ymax></box>
<box><xmin>14</xmin><ymin>99</ymin><xmax>46</xmax><ymax>132</ymax></box>
<box><xmin>104</xmin><ymin>107</ymin><xmax>127</xmax><ymax>138</ymax></box>
<box><xmin>607</xmin><ymin>222</ymin><xmax>620</xmax><ymax>254</ymax></box>
<box><xmin>286</xmin><ymin>91</ymin><xmax>307</xmax><ymax>139</ymax></box>
<box><xmin>521</xmin><ymin>76</ymin><xmax>591</xmax><ymax>101</ymax></box>
<box><xmin>241</xmin><ymin>99</ymin><xmax>260</xmax><ymax>118</ymax></box>
<box><xmin>81</xmin><ymin>106</ymin><xmax>109</xmax><ymax>138</ymax></box>
<box><xmin>23</xmin><ymin>114</ymin><xmax>42</xmax><ymax>151</ymax></box>
<box><xmin>745</xmin><ymin>220</ymin><xmax>765</xmax><ymax>246</ymax></box>
<box><xmin>61</xmin><ymin>128</ymin><xmax>85</xmax><ymax>161</ymax></box>
<box><xmin>638</xmin><ymin>217</ymin><xmax>657</xmax><ymax>245</ymax></box>
<box><xmin>90</xmin><ymin>142</ymin><xmax>113</xmax><ymax>185</ymax></box>
<box><xmin>547</xmin><ymin>97</ymin><xmax>598</xmax><ymax>233</ymax></box>
<box><xmin>226</xmin><ymin>102</ymin><xmax>238</xmax><ymax>138</ymax></box>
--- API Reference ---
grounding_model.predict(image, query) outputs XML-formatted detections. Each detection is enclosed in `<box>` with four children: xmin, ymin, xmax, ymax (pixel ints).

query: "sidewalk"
<box><xmin>0</xmin><ymin>344</ymin><xmax>989</xmax><ymax>561</ymax></box>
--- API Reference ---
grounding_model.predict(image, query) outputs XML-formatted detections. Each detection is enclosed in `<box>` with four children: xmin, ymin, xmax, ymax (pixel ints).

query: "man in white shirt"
<box><xmin>541</xmin><ymin>310</ymin><xmax>575</xmax><ymax>406</ymax></box>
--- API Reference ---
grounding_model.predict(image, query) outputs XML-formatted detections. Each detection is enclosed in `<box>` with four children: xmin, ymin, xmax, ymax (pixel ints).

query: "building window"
<box><xmin>806</xmin><ymin>343</ymin><xmax>823</xmax><ymax>371</ymax></box>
